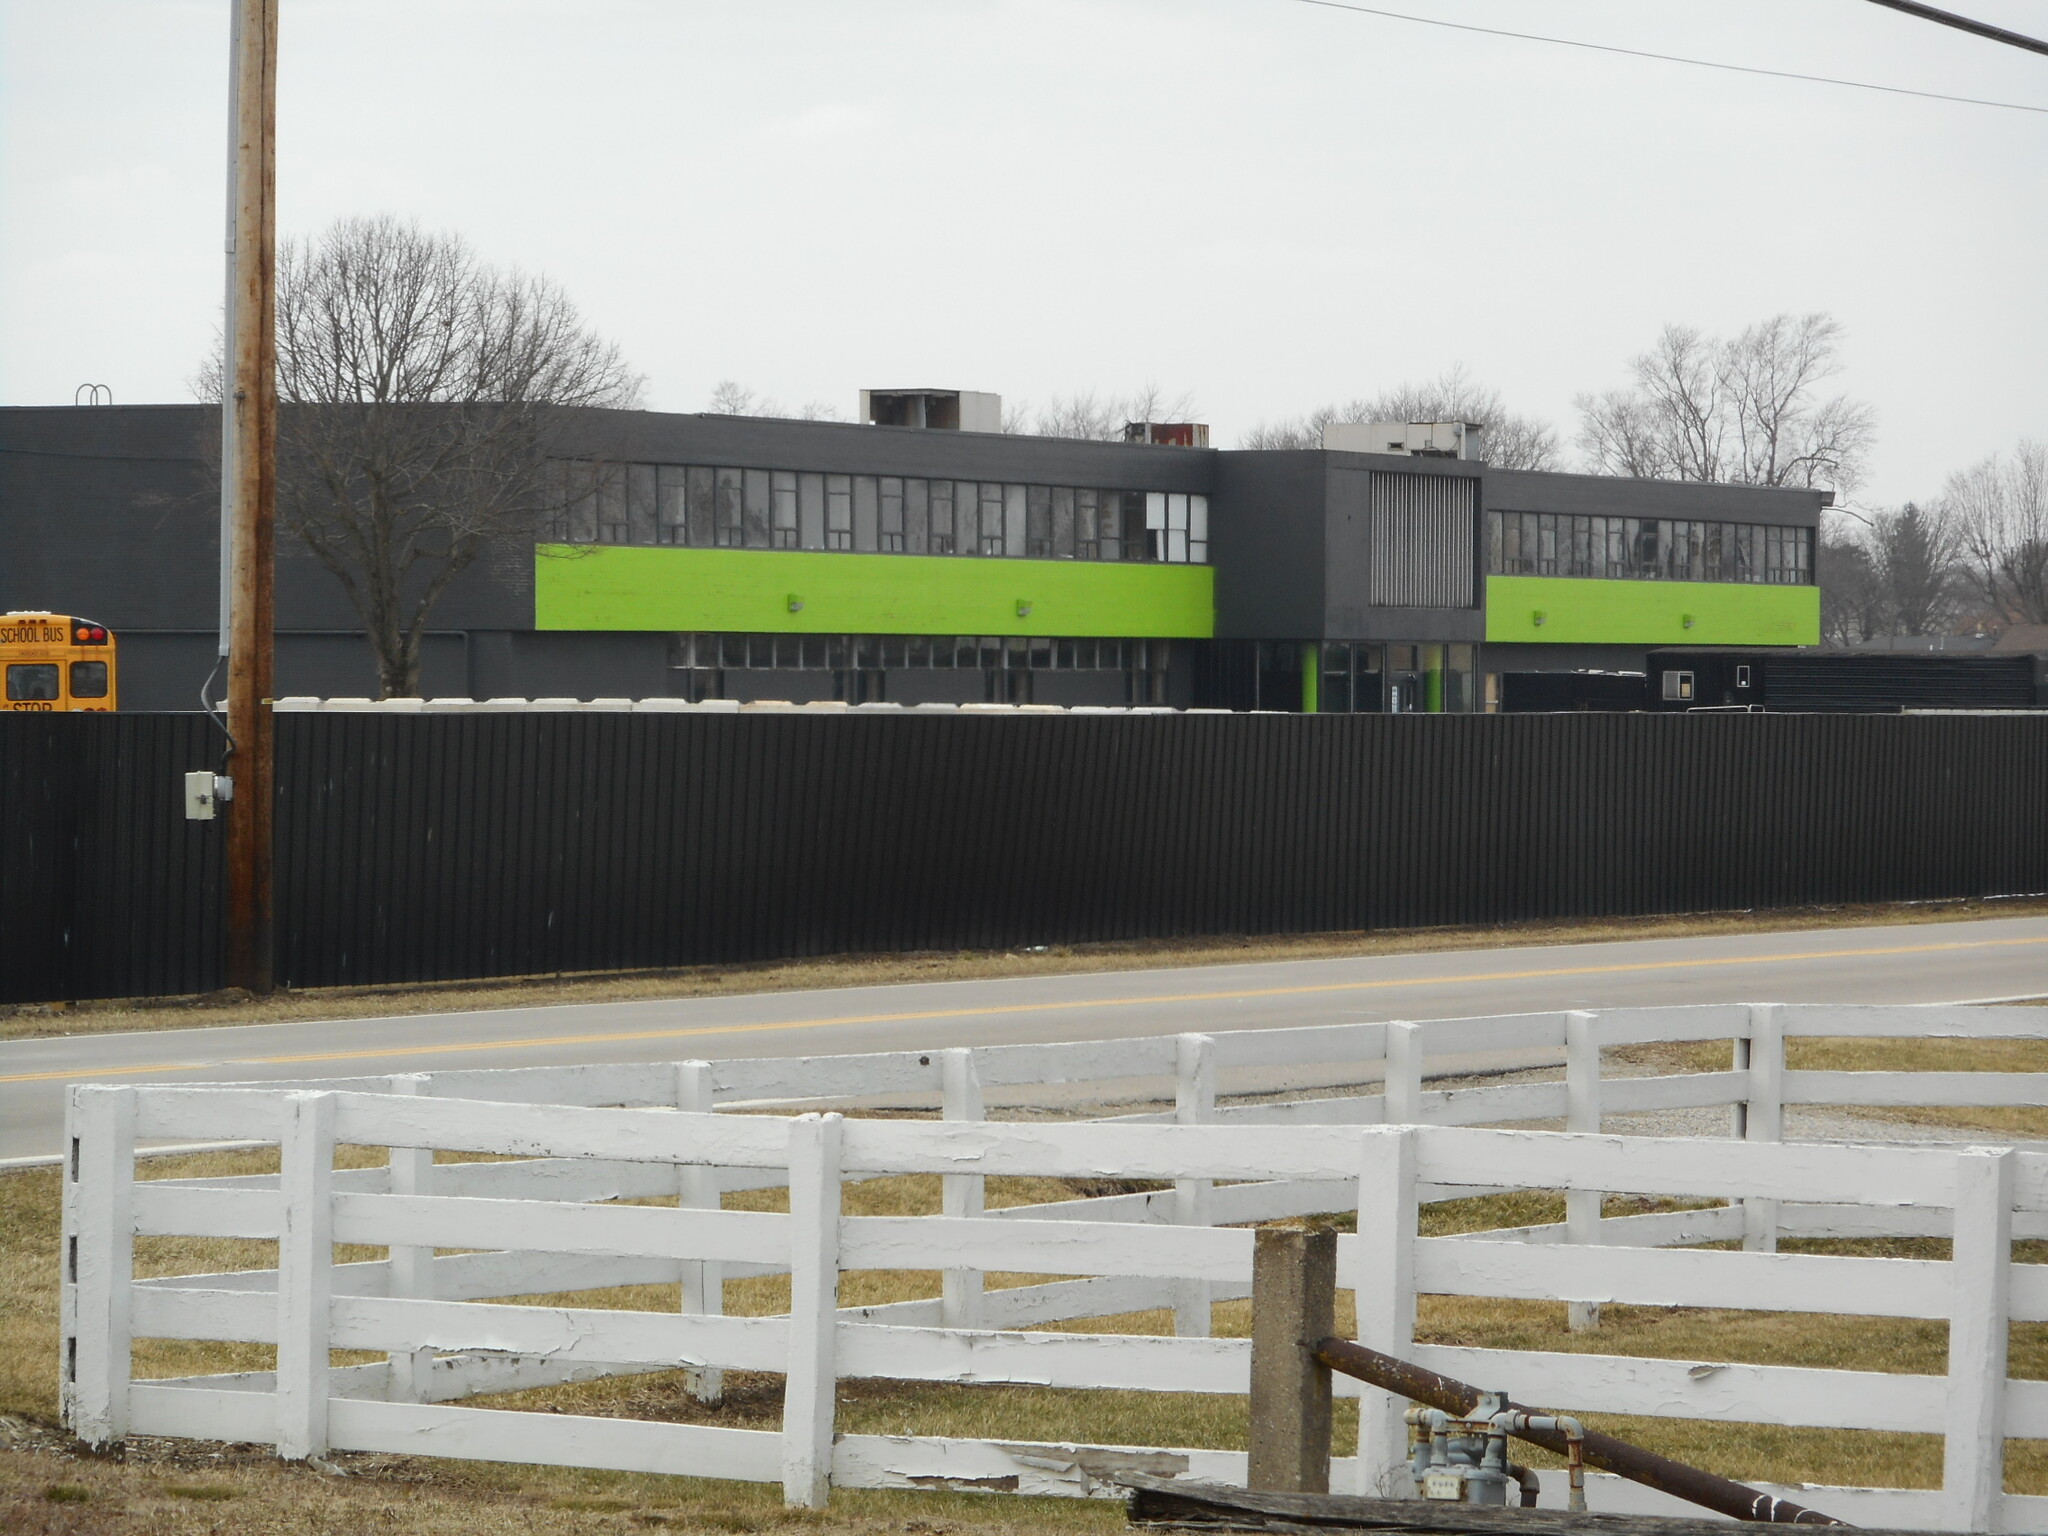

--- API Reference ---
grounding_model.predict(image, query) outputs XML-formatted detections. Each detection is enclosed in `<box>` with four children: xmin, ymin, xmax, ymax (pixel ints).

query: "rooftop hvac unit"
<box><xmin>1323</xmin><ymin>419</ymin><xmax>1486</xmax><ymax>461</ymax></box>
<box><xmin>860</xmin><ymin>389</ymin><xmax>1003</xmax><ymax>433</ymax></box>
<box><xmin>1123</xmin><ymin>421</ymin><xmax>1210</xmax><ymax>447</ymax></box>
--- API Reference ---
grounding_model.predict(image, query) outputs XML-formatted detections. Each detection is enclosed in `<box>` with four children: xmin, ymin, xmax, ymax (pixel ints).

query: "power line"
<box><xmin>1284</xmin><ymin>0</ymin><xmax>2048</xmax><ymax>116</ymax></box>
<box><xmin>1862</xmin><ymin>0</ymin><xmax>2048</xmax><ymax>59</ymax></box>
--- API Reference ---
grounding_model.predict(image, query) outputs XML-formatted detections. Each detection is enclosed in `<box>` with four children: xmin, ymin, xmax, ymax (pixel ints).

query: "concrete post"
<box><xmin>1248</xmin><ymin>1227</ymin><xmax>1337</xmax><ymax>1494</ymax></box>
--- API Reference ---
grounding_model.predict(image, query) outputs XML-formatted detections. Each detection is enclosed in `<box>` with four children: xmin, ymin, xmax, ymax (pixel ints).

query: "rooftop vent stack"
<box><xmin>1322</xmin><ymin>420</ymin><xmax>1487</xmax><ymax>462</ymax></box>
<box><xmin>1123</xmin><ymin>422</ymin><xmax>1211</xmax><ymax>448</ymax></box>
<box><xmin>861</xmin><ymin>389</ymin><xmax>1002</xmax><ymax>433</ymax></box>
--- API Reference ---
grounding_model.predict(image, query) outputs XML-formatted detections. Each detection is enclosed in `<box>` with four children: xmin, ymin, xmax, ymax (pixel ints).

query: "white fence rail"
<box><xmin>58</xmin><ymin>1003</ymin><xmax>2048</xmax><ymax>1530</ymax></box>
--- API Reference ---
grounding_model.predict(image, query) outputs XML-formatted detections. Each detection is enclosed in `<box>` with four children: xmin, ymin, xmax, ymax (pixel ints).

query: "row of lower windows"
<box><xmin>1488</xmin><ymin>511</ymin><xmax>1813</xmax><ymax>585</ymax></box>
<box><xmin>554</xmin><ymin>462</ymin><xmax>1209</xmax><ymax>564</ymax></box>
<box><xmin>668</xmin><ymin>633</ymin><xmax>1176</xmax><ymax>673</ymax></box>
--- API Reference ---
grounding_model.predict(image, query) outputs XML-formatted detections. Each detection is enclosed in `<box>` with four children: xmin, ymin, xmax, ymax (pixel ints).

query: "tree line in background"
<box><xmin>1820</xmin><ymin>443</ymin><xmax>2048</xmax><ymax>648</ymax></box>
<box><xmin>218</xmin><ymin>216</ymin><xmax>2047</xmax><ymax>699</ymax></box>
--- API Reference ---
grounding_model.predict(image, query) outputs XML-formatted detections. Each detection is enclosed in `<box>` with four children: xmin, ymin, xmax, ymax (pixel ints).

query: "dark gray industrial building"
<box><xmin>1</xmin><ymin>402</ymin><xmax>1826</xmax><ymax>712</ymax></box>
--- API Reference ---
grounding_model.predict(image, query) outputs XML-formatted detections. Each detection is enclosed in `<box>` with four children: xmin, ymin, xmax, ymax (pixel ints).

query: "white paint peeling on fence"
<box><xmin>55</xmin><ymin>1002</ymin><xmax>2048</xmax><ymax>1528</ymax></box>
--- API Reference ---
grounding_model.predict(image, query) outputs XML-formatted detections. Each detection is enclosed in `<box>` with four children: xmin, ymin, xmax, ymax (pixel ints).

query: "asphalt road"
<box><xmin>3</xmin><ymin>914</ymin><xmax>2044</xmax><ymax>1161</ymax></box>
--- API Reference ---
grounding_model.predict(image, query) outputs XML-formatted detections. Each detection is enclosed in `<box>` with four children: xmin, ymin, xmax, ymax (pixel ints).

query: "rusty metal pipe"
<box><xmin>1314</xmin><ymin>1337</ymin><xmax>1847</xmax><ymax>1526</ymax></box>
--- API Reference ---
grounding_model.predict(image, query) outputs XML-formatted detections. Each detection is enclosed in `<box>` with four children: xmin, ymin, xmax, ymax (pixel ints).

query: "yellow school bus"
<box><xmin>1</xmin><ymin>612</ymin><xmax>118</xmax><ymax>712</ymax></box>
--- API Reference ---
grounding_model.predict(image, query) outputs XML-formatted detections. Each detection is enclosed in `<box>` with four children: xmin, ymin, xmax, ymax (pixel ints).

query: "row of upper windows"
<box><xmin>551</xmin><ymin>462</ymin><xmax>1209</xmax><ymax>564</ymax></box>
<box><xmin>1487</xmin><ymin>511</ymin><xmax>1814</xmax><ymax>586</ymax></box>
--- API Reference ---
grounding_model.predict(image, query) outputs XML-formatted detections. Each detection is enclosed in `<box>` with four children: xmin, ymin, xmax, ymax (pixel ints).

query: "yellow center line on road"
<box><xmin>4</xmin><ymin>933</ymin><xmax>2044</xmax><ymax>1088</ymax></box>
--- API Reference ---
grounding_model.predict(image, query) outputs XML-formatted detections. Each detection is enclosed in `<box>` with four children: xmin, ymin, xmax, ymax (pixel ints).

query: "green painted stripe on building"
<box><xmin>535</xmin><ymin>545</ymin><xmax>1216</xmax><ymax>637</ymax></box>
<box><xmin>1485</xmin><ymin>575</ymin><xmax>1819</xmax><ymax>647</ymax></box>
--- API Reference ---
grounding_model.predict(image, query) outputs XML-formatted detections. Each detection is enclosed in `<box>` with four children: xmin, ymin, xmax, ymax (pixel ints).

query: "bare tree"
<box><xmin>1576</xmin><ymin>314</ymin><xmax>1874</xmax><ymax>493</ymax></box>
<box><xmin>707</xmin><ymin>379</ymin><xmax>767</xmax><ymax>415</ymax></box>
<box><xmin>1945</xmin><ymin>438</ymin><xmax>2048</xmax><ymax>628</ymax></box>
<box><xmin>1014</xmin><ymin>385</ymin><xmax>1199</xmax><ymax>441</ymax></box>
<box><xmin>1240</xmin><ymin>366</ymin><xmax>1559</xmax><ymax>470</ymax></box>
<box><xmin>1820</xmin><ymin>502</ymin><xmax>1963</xmax><ymax>646</ymax></box>
<box><xmin>203</xmin><ymin>216</ymin><xmax>642</xmax><ymax>698</ymax></box>
<box><xmin>705</xmin><ymin>384</ymin><xmax>841</xmax><ymax>421</ymax></box>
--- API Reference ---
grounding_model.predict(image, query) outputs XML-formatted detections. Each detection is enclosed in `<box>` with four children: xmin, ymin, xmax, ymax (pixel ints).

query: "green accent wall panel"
<box><xmin>1485</xmin><ymin>576</ymin><xmax>1819</xmax><ymax>647</ymax></box>
<box><xmin>536</xmin><ymin>545</ymin><xmax>1216</xmax><ymax>637</ymax></box>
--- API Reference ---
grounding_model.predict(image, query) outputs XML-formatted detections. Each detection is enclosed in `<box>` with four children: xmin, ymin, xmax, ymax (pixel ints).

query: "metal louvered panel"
<box><xmin>1368</xmin><ymin>472</ymin><xmax>1477</xmax><ymax>608</ymax></box>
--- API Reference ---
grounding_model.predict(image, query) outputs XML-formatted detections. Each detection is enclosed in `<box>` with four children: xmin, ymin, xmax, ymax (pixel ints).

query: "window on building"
<box><xmin>1027</xmin><ymin>485</ymin><xmax>1052</xmax><ymax>558</ymax></box>
<box><xmin>1661</xmin><ymin>669</ymin><xmax>1695</xmax><ymax>702</ymax></box>
<box><xmin>1003</xmin><ymin>484</ymin><xmax>1027</xmax><ymax>558</ymax></box>
<box><xmin>929</xmin><ymin>480</ymin><xmax>955</xmax><ymax>554</ymax></box>
<box><xmin>825</xmin><ymin>475</ymin><xmax>853</xmax><ymax>550</ymax></box>
<box><xmin>798</xmin><ymin>472</ymin><xmax>825</xmax><ymax>549</ymax></box>
<box><xmin>880</xmin><ymin>477</ymin><xmax>906</xmax><ymax>553</ymax></box>
<box><xmin>979</xmin><ymin>483</ymin><xmax>1006</xmax><ymax>556</ymax></box>
<box><xmin>904</xmin><ymin>478</ymin><xmax>929</xmax><ymax>554</ymax></box>
<box><xmin>599</xmin><ymin>472</ymin><xmax>631</xmax><ymax>544</ymax></box>
<box><xmin>852</xmin><ymin>476</ymin><xmax>880</xmax><ymax>552</ymax></box>
<box><xmin>629</xmin><ymin>465</ymin><xmax>659</xmax><ymax>544</ymax></box>
<box><xmin>715</xmin><ymin>467</ymin><xmax>745</xmax><ymax>547</ymax></box>
<box><xmin>658</xmin><ymin>466</ymin><xmax>689</xmax><ymax>544</ymax></box>
<box><xmin>1128</xmin><ymin>493</ymin><xmax>1154</xmax><ymax>562</ymax></box>
<box><xmin>771</xmin><ymin>470</ymin><xmax>799</xmax><ymax>549</ymax></box>
<box><xmin>1076</xmin><ymin>489</ymin><xmax>1101</xmax><ymax>559</ymax></box>
<box><xmin>743</xmin><ymin>468</ymin><xmax>773</xmax><ymax>549</ymax></box>
<box><xmin>687</xmin><ymin>466</ymin><xmax>716</xmax><ymax>546</ymax></box>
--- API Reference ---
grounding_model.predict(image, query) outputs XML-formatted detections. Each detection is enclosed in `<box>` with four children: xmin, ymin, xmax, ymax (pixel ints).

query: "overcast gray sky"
<box><xmin>3</xmin><ymin>0</ymin><xmax>2044</xmax><ymax>504</ymax></box>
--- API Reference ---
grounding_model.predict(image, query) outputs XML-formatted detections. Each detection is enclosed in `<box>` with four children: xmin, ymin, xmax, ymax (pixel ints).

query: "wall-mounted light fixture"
<box><xmin>787</xmin><ymin>594</ymin><xmax>804</xmax><ymax>614</ymax></box>
<box><xmin>1016</xmin><ymin>599</ymin><xmax>1033</xmax><ymax>618</ymax></box>
<box><xmin>1532</xmin><ymin>610</ymin><xmax>1546</xmax><ymax>628</ymax></box>
<box><xmin>1681</xmin><ymin>613</ymin><xmax>1695</xmax><ymax>630</ymax></box>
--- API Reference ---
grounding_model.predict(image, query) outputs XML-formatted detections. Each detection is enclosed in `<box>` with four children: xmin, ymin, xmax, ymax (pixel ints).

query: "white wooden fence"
<box><xmin>57</xmin><ymin>1003</ymin><xmax>2048</xmax><ymax>1530</ymax></box>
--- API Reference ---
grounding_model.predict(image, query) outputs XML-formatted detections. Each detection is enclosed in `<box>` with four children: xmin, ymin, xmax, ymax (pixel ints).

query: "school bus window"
<box><xmin>7</xmin><ymin>663</ymin><xmax>60</xmax><ymax>701</ymax></box>
<box><xmin>69</xmin><ymin>661</ymin><xmax>109</xmax><ymax>699</ymax></box>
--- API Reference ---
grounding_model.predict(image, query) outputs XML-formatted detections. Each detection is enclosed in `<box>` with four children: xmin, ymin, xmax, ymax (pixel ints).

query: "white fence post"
<box><xmin>1565</xmin><ymin>1010</ymin><xmax>1603</xmax><ymax>1332</ymax></box>
<box><xmin>1173</xmin><ymin>1033</ymin><xmax>1217</xmax><ymax>1338</ymax></box>
<box><xmin>677</xmin><ymin>1059</ymin><xmax>725</xmax><ymax>1404</ymax></box>
<box><xmin>1349</xmin><ymin>1126</ymin><xmax>1419</xmax><ymax>1499</ymax></box>
<box><xmin>940</xmin><ymin>1049</ymin><xmax>986</xmax><ymax>1330</ymax></box>
<box><xmin>1384</xmin><ymin>1022</ymin><xmax>1423</xmax><ymax>1125</ymax></box>
<box><xmin>277</xmin><ymin>1091</ymin><xmax>337</xmax><ymax>1461</ymax></box>
<box><xmin>68</xmin><ymin>1086</ymin><xmax>136</xmax><ymax>1446</ymax></box>
<box><xmin>1742</xmin><ymin>1004</ymin><xmax>1784</xmax><ymax>1253</ymax></box>
<box><xmin>387</xmin><ymin>1073</ymin><xmax>436</xmax><ymax>1404</ymax></box>
<box><xmin>783</xmin><ymin>1112</ymin><xmax>843</xmax><ymax>1509</ymax></box>
<box><xmin>1944</xmin><ymin>1147</ymin><xmax>2015</xmax><ymax>1533</ymax></box>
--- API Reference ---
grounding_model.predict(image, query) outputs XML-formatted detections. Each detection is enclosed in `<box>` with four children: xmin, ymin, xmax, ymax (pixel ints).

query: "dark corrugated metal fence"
<box><xmin>4</xmin><ymin>710</ymin><xmax>2045</xmax><ymax>1003</ymax></box>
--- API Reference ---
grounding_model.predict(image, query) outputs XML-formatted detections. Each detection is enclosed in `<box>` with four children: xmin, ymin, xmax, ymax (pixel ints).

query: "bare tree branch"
<box><xmin>1240</xmin><ymin>366</ymin><xmax>1559</xmax><ymax>470</ymax></box>
<box><xmin>1577</xmin><ymin>313</ymin><xmax>1873</xmax><ymax>493</ymax></box>
<box><xmin>1013</xmin><ymin>385</ymin><xmax>1201</xmax><ymax>442</ymax></box>
<box><xmin>204</xmin><ymin>215</ymin><xmax>642</xmax><ymax>697</ymax></box>
<box><xmin>1945</xmin><ymin>437</ymin><xmax>2048</xmax><ymax>628</ymax></box>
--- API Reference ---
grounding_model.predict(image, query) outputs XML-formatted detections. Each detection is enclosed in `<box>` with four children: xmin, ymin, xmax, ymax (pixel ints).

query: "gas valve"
<box><xmin>1406</xmin><ymin>1391</ymin><xmax>1585</xmax><ymax>1512</ymax></box>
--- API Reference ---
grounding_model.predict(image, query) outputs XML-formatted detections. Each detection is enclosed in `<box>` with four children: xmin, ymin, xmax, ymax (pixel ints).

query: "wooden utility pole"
<box><xmin>224</xmin><ymin>0</ymin><xmax>278</xmax><ymax>995</ymax></box>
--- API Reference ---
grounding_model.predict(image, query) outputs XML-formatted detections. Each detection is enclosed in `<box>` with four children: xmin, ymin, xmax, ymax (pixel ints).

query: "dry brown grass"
<box><xmin>1618</xmin><ymin>1017</ymin><xmax>2048</xmax><ymax>1138</ymax></box>
<box><xmin>12</xmin><ymin>1099</ymin><xmax>2048</xmax><ymax>1528</ymax></box>
<box><xmin>8</xmin><ymin>894</ymin><xmax>2045</xmax><ymax>1043</ymax></box>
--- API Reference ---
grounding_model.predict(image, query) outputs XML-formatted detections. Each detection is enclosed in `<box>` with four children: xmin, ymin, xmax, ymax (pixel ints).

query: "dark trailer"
<box><xmin>1498</xmin><ymin>671</ymin><xmax>1648</xmax><ymax>713</ymax></box>
<box><xmin>1647</xmin><ymin>648</ymin><xmax>2046</xmax><ymax>713</ymax></box>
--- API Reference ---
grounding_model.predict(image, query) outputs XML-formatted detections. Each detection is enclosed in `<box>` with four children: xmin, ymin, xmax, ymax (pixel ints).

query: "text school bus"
<box><xmin>1</xmin><ymin>613</ymin><xmax>117</xmax><ymax>711</ymax></box>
